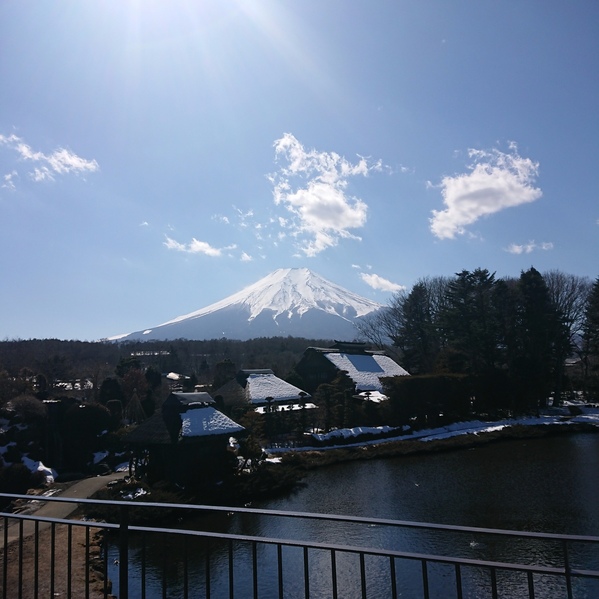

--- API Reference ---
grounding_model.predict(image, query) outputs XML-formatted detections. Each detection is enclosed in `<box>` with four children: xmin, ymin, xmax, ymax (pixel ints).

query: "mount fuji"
<box><xmin>110</xmin><ymin>268</ymin><xmax>383</xmax><ymax>342</ymax></box>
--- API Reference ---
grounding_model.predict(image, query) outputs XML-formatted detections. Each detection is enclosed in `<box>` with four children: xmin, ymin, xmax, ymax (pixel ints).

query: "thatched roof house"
<box><xmin>125</xmin><ymin>391</ymin><xmax>244</xmax><ymax>485</ymax></box>
<box><xmin>213</xmin><ymin>369</ymin><xmax>312</xmax><ymax>412</ymax></box>
<box><xmin>295</xmin><ymin>341</ymin><xmax>409</xmax><ymax>396</ymax></box>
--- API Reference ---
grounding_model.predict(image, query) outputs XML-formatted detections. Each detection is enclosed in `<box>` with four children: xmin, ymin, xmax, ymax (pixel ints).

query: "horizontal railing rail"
<box><xmin>1</xmin><ymin>492</ymin><xmax>598</xmax><ymax>599</ymax></box>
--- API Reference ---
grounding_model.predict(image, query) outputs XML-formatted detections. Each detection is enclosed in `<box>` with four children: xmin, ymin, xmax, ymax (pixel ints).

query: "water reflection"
<box><xmin>107</xmin><ymin>433</ymin><xmax>599</xmax><ymax>598</ymax></box>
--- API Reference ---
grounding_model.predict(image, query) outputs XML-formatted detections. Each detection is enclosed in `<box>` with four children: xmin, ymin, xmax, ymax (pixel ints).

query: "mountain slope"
<box><xmin>111</xmin><ymin>268</ymin><xmax>382</xmax><ymax>342</ymax></box>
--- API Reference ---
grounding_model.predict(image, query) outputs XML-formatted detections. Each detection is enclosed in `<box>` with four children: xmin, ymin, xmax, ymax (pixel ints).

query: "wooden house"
<box><xmin>125</xmin><ymin>392</ymin><xmax>245</xmax><ymax>486</ymax></box>
<box><xmin>294</xmin><ymin>341</ymin><xmax>409</xmax><ymax>397</ymax></box>
<box><xmin>213</xmin><ymin>369</ymin><xmax>313</xmax><ymax>413</ymax></box>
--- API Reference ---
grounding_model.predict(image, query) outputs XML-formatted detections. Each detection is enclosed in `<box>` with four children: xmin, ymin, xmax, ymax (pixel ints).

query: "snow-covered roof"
<box><xmin>324</xmin><ymin>352</ymin><xmax>409</xmax><ymax>392</ymax></box>
<box><xmin>180</xmin><ymin>406</ymin><xmax>245</xmax><ymax>438</ymax></box>
<box><xmin>255</xmin><ymin>402</ymin><xmax>317</xmax><ymax>414</ymax></box>
<box><xmin>246</xmin><ymin>373</ymin><xmax>310</xmax><ymax>405</ymax></box>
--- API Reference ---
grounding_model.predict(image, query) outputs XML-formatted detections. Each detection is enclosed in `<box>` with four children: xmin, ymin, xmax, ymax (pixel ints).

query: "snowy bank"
<box><xmin>267</xmin><ymin>406</ymin><xmax>599</xmax><ymax>455</ymax></box>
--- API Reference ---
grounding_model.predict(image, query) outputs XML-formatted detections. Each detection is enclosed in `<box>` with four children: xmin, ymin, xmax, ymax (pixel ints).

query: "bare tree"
<box><xmin>544</xmin><ymin>270</ymin><xmax>592</xmax><ymax>402</ymax></box>
<box><xmin>544</xmin><ymin>270</ymin><xmax>592</xmax><ymax>344</ymax></box>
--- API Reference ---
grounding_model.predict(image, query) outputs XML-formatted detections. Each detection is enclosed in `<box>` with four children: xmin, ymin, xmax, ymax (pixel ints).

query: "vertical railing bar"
<box><xmin>277</xmin><ymin>544</ymin><xmax>284</xmax><ymax>599</ymax></box>
<box><xmin>141</xmin><ymin>532</ymin><xmax>146</xmax><ymax>599</ymax></box>
<box><xmin>563</xmin><ymin>540</ymin><xmax>573</xmax><ymax>599</ymax></box>
<box><xmin>228</xmin><ymin>539</ymin><xmax>234</xmax><ymax>599</ymax></box>
<box><xmin>102</xmin><ymin>533</ymin><xmax>108</xmax><ymax>598</ymax></box>
<box><xmin>252</xmin><ymin>541</ymin><xmax>258</xmax><ymax>599</ymax></box>
<box><xmin>421</xmin><ymin>559</ymin><xmax>429</xmax><ymax>599</ymax></box>
<box><xmin>50</xmin><ymin>523</ymin><xmax>56</xmax><ymax>599</ymax></box>
<box><xmin>331</xmin><ymin>550</ymin><xmax>338</xmax><ymax>599</ymax></box>
<box><xmin>119</xmin><ymin>505</ymin><xmax>129</xmax><ymax>599</ymax></box>
<box><xmin>490</xmin><ymin>567</ymin><xmax>498</xmax><ymax>599</ymax></box>
<box><xmin>359</xmin><ymin>552</ymin><xmax>367</xmax><ymax>599</ymax></box>
<box><xmin>303</xmin><ymin>546</ymin><xmax>310</xmax><ymax>599</ymax></box>
<box><xmin>34</xmin><ymin>520</ymin><xmax>39</xmax><ymax>599</ymax></box>
<box><xmin>84</xmin><ymin>526</ymin><xmax>90</xmax><ymax>599</ymax></box>
<box><xmin>390</xmin><ymin>556</ymin><xmax>397</xmax><ymax>599</ymax></box>
<box><xmin>205</xmin><ymin>538</ymin><xmax>211</xmax><ymax>599</ymax></box>
<box><xmin>183</xmin><ymin>535</ymin><xmax>189</xmax><ymax>599</ymax></box>
<box><xmin>3</xmin><ymin>516</ymin><xmax>8</xmax><ymax>599</ymax></box>
<box><xmin>162</xmin><ymin>536</ymin><xmax>167</xmax><ymax>599</ymax></box>
<box><xmin>455</xmin><ymin>563</ymin><xmax>463</xmax><ymax>599</ymax></box>
<box><xmin>527</xmin><ymin>570</ymin><xmax>535</xmax><ymax>599</ymax></box>
<box><xmin>17</xmin><ymin>519</ymin><xmax>23</xmax><ymax>599</ymax></box>
<box><xmin>3</xmin><ymin>501</ymin><xmax>599</xmax><ymax>599</ymax></box>
<box><xmin>67</xmin><ymin>524</ymin><xmax>73</xmax><ymax>599</ymax></box>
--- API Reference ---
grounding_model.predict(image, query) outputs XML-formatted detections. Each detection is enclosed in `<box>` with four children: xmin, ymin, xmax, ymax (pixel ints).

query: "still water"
<box><xmin>108</xmin><ymin>433</ymin><xmax>599</xmax><ymax>598</ymax></box>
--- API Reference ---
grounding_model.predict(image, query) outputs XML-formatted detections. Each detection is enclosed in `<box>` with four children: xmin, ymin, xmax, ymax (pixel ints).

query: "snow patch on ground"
<box><xmin>267</xmin><ymin>407</ymin><xmax>599</xmax><ymax>454</ymax></box>
<box><xmin>20</xmin><ymin>457</ymin><xmax>57</xmax><ymax>484</ymax></box>
<box><xmin>312</xmin><ymin>425</ymin><xmax>405</xmax><ymax>442</ymax></box>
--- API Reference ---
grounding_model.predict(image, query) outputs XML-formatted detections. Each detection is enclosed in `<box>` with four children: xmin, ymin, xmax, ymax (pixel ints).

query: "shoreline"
<box><xmin>276</xmin><ymin>420</ymin><xmax>599</xmax><ymax>470</ymax></box>
<box><xmin>1</xmin><ymin>420</ymin><xmax>596</xmax><ymax>595</ymax></box>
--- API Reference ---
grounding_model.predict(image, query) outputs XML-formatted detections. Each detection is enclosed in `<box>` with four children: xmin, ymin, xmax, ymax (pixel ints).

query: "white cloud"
<box><xmin>164</xmin><ymin>236</ymin><xmax>236</xmax><ymax>257</ymax></box>
<box><xmin>360</xmin><ymin>272</ymin><xmax>405</xmax><ymax>292</ymax></box>
<box><xmin>2</xmin><ymin>170</ymin><xmax>17</xmax><ymax>191</ymax></box>
<box><xmin>0</xmin><ymin>133</ymin><xmax>99</xmax><ymax>186</ymax></box>
<box><xmin>504</xmin><ymin>241</ymin><xmax>554</xmax><ymax>255</ymax></box>
<box><xmin>269</xmin><ymin>133</ymin><xmax>382</xmax><ymax>256</ymax></box>
<box><xmin>240</xmin><ymin>251</ymin><xmax>253</xmax><ymax>262</ymax></box>
<box><xmin>234</xmin><ymin>207</ymin><xmax>254</xmax><ymax>229</ymax></box>
<box><xmin>430</xmin><ymin>143</ymin><xmax>542</xmax><ymax>239</ymax></box>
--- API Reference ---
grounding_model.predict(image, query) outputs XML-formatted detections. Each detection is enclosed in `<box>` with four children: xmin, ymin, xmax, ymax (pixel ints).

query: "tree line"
<box><xmin>357</xmin><ymin>267</ymin><xmax>599</xmax><ymax>415</ymax></box>
<box><xmin>0</xmin><ymin>336</ymin><xmax>334</xmax><ymax>404</ymax></box>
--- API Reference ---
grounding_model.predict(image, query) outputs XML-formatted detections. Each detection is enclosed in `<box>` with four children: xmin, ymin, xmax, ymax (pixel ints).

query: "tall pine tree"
<box><xmin>582</xmin><ymin>277</ymin><xmax>599</xmax><ymax>397</ymax></box>
<box><xmin>512</xmin><ymin>268</ymin><xmax>558</xmax><ymax>410</ymax></box>
<box><xmin>439</xmin><ymin>269</ymin><xmax>499</xmax><ymax>375</ymax></box>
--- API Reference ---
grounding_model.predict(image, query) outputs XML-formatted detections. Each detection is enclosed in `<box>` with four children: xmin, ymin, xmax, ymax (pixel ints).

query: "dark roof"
<box><xmin>124</xmin><ymin>412</ymin><xmax>172</xmax><ymax>445</ymax></box>
<box><xmin>166</xmin><ymin>391</ymin><xmax>215</xmax><ymax>406</ymax></box>
<box><xmin>212</xmin><ymin>378</ymin><xmax>247</xmax><ymax>404</ymax></box>
<box><xmin>239</xmin><ymin>368</ymin><xmax>274</xmax><ymax>375</ymax></box>
<box><xmin>305</xmin><ymin>344</ymin><xmax>386</xmax><ymax>356</ymax></box>
<box><xmin>332</xmin><ymin>340</ymin><xmax>369</xmax><ymax>351</ymax></box>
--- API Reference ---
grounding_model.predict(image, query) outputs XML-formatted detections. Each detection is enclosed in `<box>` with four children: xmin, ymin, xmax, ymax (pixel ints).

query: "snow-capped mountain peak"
<box><xmin>111</xmin><ymin>268</ymin><xmax>383</xmax><ymax>342</ymax></box>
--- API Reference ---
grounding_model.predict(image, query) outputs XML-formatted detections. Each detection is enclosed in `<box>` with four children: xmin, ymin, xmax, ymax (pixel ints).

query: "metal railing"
<box><xmin>1</xmin><ymin>492</ymin><xmax>598</xmax><ymax>598</ymax></box>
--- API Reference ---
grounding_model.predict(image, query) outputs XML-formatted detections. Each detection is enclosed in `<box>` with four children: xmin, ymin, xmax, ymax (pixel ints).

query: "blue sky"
<box><xmin>1</xmin><ymin>0</ymin><xmax>598</xmax><ymax>341</ymax></box>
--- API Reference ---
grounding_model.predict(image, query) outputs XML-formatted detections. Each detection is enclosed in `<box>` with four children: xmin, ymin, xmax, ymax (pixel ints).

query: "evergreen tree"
<box><xmin>439</xmin><ymin>269</ymin><xmax>499</xmax><ymax>375</ymax></box>
<box><xmin>512</xmin><ymin>268</ymin><xmax>558</xmax><ymax>410</ymax></box>
<box><xmin>582</xmin><ymin>277</ymin><xmax>599</xmax><ymax>397</ymax></box>
<box><xmin>356</xmin><ymin>276</ymin><xmax>449</xmax><ymax>373</ymax></box>
<box><xmin>99</xmin><ymin>377</ymin><xmax>124</xmax><ymax>404</ymax></box>
<box><xmin>115</xmin><ymin>356</ymin><xmax>141</xmax><ymax>378</ymax></box>
<box><xmin>396</xmin><ymin>282</ymin><xmax>439</xmax><ymax>374</ymax></box>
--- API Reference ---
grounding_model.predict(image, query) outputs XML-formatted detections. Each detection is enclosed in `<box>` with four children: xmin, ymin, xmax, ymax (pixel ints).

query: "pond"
<box><xmin>107</xmin><ymin>432</ymin><xmax>599</xmax><ymax>598</ymax></box>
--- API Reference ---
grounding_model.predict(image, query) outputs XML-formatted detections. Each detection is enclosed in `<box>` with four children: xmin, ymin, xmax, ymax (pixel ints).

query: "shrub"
<box><xmin>7</xmin><ymin>394</ymin><xmax>47</xmax><ymax>422</ymax></box>
<box><xmin>0</xmin><ymin>463</ymin><xmax>34</xmax><ymax>494</ymax></box>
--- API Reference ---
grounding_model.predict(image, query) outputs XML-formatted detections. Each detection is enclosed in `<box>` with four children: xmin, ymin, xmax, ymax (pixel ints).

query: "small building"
<box><xmin>294</xmin><ymin>341</ymin><xmax>409</xmax><ymax>397</ymax></box>
<box><xmin>244</xmin><ymin>370</ymin><xmax>311</xmax><ymax>407</ymax></box>
<box><xmin>125</xmin><ymin>392</ymin><xmax>245</xmax><ymax>486</ymax></box>
<box><xmin>213</xmin><ymin>369</ymin><xmax>313</xmax><ymax>413</ymax></box>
